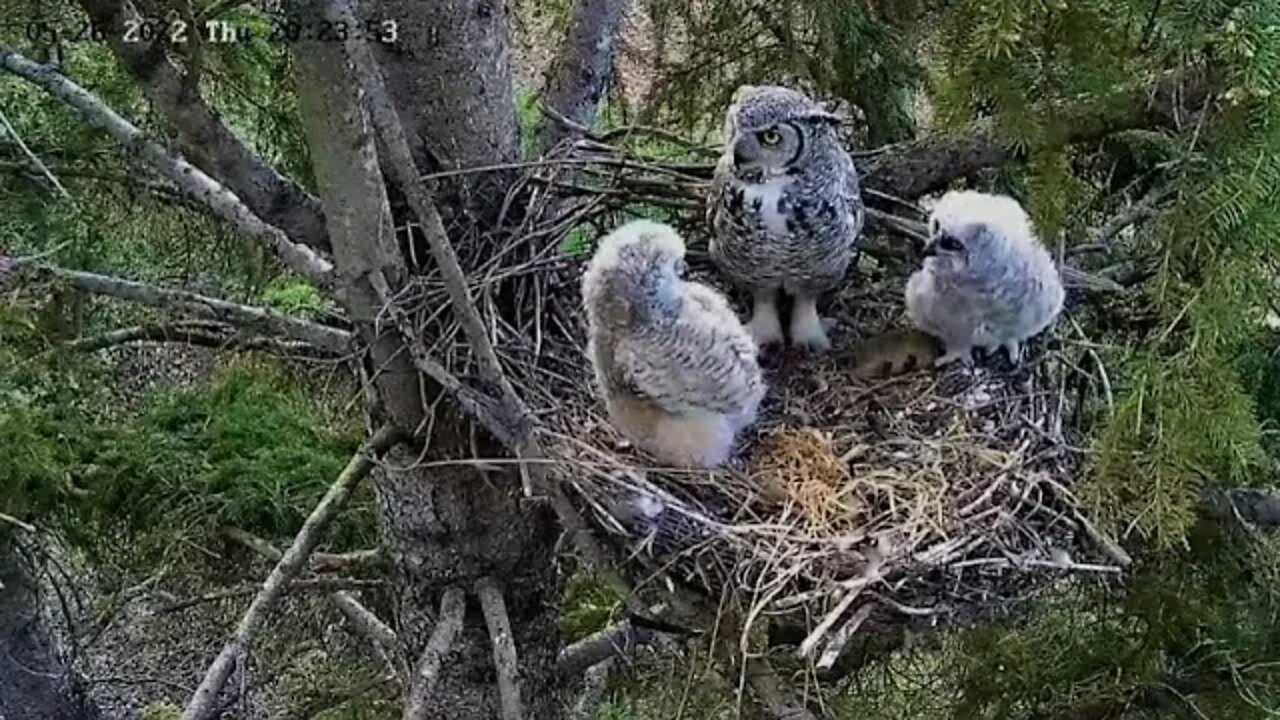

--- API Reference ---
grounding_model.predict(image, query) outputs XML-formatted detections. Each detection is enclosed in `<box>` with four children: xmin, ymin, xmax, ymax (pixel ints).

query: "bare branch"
<box><xmin>402</xmin><ymin>587</ymin><xmax>466</xmax><ymax>720</ymax></box>
<box><xmin>158</xmin><ymin>578</ymin><xmax>384</xmax><ymax>614</ymax></box>
<box><xmin>556</xmin><ymin>619</ymin><xmax>667</xmax><ymax>678</ymax></box>
<box><xmin>0</xmin><ymin>106</ymin><xmax>69</xmax><ymax>198</ymax></box>
<box><xmin>219</xmin><ymin>528</ymin><xmax>398</xmax><ymax>664</ymax></box>
<box><xmin>220</xmin><ymin>528</ymin><xmax>384</xmax><ymax>574</ymax></box>
<box><xmin>76</xmin><ymin>0</ymin><xmax>330</xmax><ymax>252</ymax></box>
<box><xmin>64</xmin><ymin>322</ymin><xmax>320</xmax><ymax>356</ymax></box>
<box><xmin>569</xmin><ymin>658</ymin><xmax>613</xmax><ymax>720</ymax></box>
<box><xmin>0</xmin><ymin>48</ymin><xmax>336</xmax><ymax>289</ymax></box>
<box><xmin>31</xmin><ymin>265</ymin><xmax>351</xmax><ymax>355</ymax></box>
<box><xmin>537</xmin><ymin>0</ymin><xmax>630</xmax><ymax>153</ymax></box>
<box><xmin>183</xmin><ymin>425</ymin><xmax>403</xmax><ymax>720</ymax></box>
<box><xmin>329</xmin><ymin>590</ymin><xmax>400</xmax><ymax>663</ymax></box>
<box><xmin>476</xmin><ymin>577</ymin><xmax>524</xmax><ymax>720</ymax></box>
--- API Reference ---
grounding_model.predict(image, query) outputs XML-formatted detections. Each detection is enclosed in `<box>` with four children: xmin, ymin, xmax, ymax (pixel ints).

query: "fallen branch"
<box><xmin>158</xmin><ymin>578</ymin><xmax>384</xmax><ymax>614</ymax></box>
<box><xmin>183</xmin><ymin>425</ymin><xmax>403</xmax><ymax>720</ymax></box>
<box><xmin>476</xmin><ymin>576</ymin><xmax>524</xmax><ymax>720</ymax></box>
<box><xmin>0</xmin><ymin>48</ymin><xmax>335</xmax><ymax>289</ymax></box>
<box><xmin>64</xmin><ymin>322</ymin><xmax>320</xmax><ymax>356</ymax></box>
<box><xmin>1204</xmin><ymin>487</ymin><xmax>1280</xmax><ymax>531</ymax></box>
<box><xmin>555</xmin><ymin>619</ymin><xmax>668</xmax><ymax>678</ymax></box>
<box><xmin>32</xmin><ymin>265</ymin><xmax>351</xmax><ymax>355</ymax></box>
<box><xmin>219</xmin><ymin>527</ymin><xmax>399</xmax><ymax>665</ymax></box>
<box><xmin>402</xmin><ymin>587</ymin><xmax>466</xmax><ymax>720</ymax></box>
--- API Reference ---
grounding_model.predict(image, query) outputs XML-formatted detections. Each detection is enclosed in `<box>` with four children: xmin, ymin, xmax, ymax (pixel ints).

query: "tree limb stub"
<box><xmin>33</xmin><ymin>265</ymin><xmax>351</xmax><ymax>355</ymax></box>
<box><xmin>402</xmin><ymin>587</ymin><xmax>466</xmax><ymax>720</ymax></box>
<box><xmin>76</xmin><ymin>0</ymin><xmax>331</xmax><ymax>253</ymax></box>
<box><xmin>860</xmin><ymin>69</ymin><xmax>1213</xmax><ymax>200</ymax></box>
<box><xmin>182</xmin><ymin>425</ymin><xmax>403</xmax><ymax>720</ymax></box>
<box><xmin>0</xmin><ymin>48</ymin><xmax>337</xmax><ymax>290</ymax></box>
<box><xmin>476</xmin><ymin>576</ymin><xmax>525</xmax><ymax>720</ymax></box>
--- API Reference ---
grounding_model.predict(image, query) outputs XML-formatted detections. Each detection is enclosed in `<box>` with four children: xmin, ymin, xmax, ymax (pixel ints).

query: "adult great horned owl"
<box><xmin>905</xmin><ymin>190</ymin><xmax>1066</xmax><ymax>366</ymax></box>
<box><xmin>708</xmin><ymin>85</ymin><xmax>865</xmax><ymax>351</ymax></box>
<box><xmin>582</xmin><ymin>220</ymin><xmax>766</xmax><ymax>468</ymax></box>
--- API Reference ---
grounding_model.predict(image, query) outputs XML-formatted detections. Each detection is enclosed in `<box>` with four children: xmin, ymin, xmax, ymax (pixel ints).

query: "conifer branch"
<box><xmin>0</xmin><ymin>48</ymin><xmax>337</xmax><ymax>289</ymax></box>
<box><xmin>29</xmin><ymin>265</ymin><xmax>351</xmax><ymax>355</ymax></box>
<box><xmin>476</xmin><ymin>577</ymin><xmax>524</xmax><ymax>720</ymax></box>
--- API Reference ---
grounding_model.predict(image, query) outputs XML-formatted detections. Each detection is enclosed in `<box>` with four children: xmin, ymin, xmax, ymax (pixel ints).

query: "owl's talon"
<box><xmin>747</xmin><ymin>297</ymin><xmax>785</xmax><ymax>346</ymax></box>
<box><xmin>790</xmin><ymin>295</ymin><xmax>832</xmax><ymax>352</ymax></box>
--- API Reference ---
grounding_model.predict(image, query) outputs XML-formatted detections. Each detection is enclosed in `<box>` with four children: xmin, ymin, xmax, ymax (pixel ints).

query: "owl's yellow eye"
<box><xmin>758</xmin><ymin>129</ymin><xmax>782</xmax><ymax>146</ymax></box>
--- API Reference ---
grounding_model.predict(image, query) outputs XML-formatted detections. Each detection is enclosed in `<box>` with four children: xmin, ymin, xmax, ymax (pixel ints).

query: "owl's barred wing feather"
<box><xmin>615</xmin><ymin>324</ymin><xmax>761</xmax><ymax>417</ymax></box>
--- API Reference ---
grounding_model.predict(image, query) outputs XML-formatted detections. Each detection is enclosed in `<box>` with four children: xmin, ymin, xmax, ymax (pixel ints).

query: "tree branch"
<box><xmin>402</xmin><ymin>587</ymin><xmax>466</xmax><ymax>720</ymax></box>
<box><xmin>183</xmin><ymin>425</ymin><xmax>403</xmax><ymax>720</ymax></box>
<box><xmin>555</xmin><ymin>619</ymin><xmax>667</xmax><ymax>678</ymax></box>
<box><xmin>476</xmin><ymin>576</ymin><xmax>524</xmax><ymax>720</ymax></box>
<box><xmin>157</xmin><ymin>578</ymin><xmax>384</xmax><ymax>614</ymax></box>
<box><xmin>0</xmin><ymin>48</ymin><xmax>336</xmax><ymax>289</ymax></box>
<box><xmin>64</xmin><ymin>321</ymin><xmax>322</xmax><ymax>356</ymax></box>
<box><xmin>743</xmin><ymin>655</ymin><xmax>821</xmax><ymax>720</ymax></box>
<box><xmin>75</xmin><ymin>0</ymin><xmax>330</xmax><ymax>252</ymax></box>
<box><xmin>221</xmin><ymin>528</ymin><xmax>383</xmax><ymax>574</ymax></box>
<box><xmin>860</xmin><ymin>69</ymin><xmax>1213</xmax><ymax>199</ymax></box>
<box><xmin>31</xmin><ymin>265</ymin><xmax>351</xmax><ymax>355</ymax></box>
<box><xmin>537</xmin><ymin>0</ymin><xmax>630</xmax><ymax>153</ymax></box>
<box><xmin>1203</xmin><ymin>487</ymin><xmax>1280</xmax><ymax>530</ymax></box>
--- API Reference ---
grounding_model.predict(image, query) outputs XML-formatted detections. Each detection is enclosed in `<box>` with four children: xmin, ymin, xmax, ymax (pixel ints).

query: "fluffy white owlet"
<box><xmin>905</xmin><ymin>190</ymin><xmax>1066</xmax><ymax>366</ymax></box>
<box><xmin>707</xmin><ymin>85</ymin><xmax>865</xmax><ymax>352</ymax></box>
<box><xmin>582</xmin><ymin>220</ymin><xmax>767</xmax><ymax>468</ymax></box>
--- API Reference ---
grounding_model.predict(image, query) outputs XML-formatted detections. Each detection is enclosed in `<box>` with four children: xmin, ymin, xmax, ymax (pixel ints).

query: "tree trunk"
<box><xmin>538</xmin><ymin>0</ymin><xmax>630</xmax><ymax>153</ymax></box>
<box><xmin>294</xmin><ymin>1</ymin><xmax>565</xmax><ymax>716</ymax></box>
<box><xmin>0</xmin><ymin>537</ymin><xmax>99</xmax><ymax>720</ymax></box>
<box><xmin>368</xmin><ymin>0</ymin><xmax>523</xmax><ymax>230</ymax></box>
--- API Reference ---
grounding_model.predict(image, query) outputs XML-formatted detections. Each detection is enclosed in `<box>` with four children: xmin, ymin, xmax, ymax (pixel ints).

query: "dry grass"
<box><xmin>398</xmin><ymin>140</ymin><xmax>1122</xmax><ymax>671</ymax></box>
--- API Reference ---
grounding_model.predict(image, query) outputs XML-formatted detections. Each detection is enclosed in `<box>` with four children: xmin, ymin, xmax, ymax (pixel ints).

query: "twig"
<box><xmin>816</xmin><ymin>603</ymin><xmax>875</xmax><ymax>672</ymax></box>
<box><xmin>402</xmin><ymin>587</ymin><xmax>466</xmax><ymax>720</ymax></box>
<box><xmin>0</xmin><ymin>512</ymin><xmax>36</xmax><ymax>533</ymax></box>
<box><xmin>570</xmin><ymin>658</ymin><xmax>614</xmax><ymax>720</ymax></box>
<box><xmin>0</xmin><ymin>48</ymin><xmax>335</xmax><ymax>289</ymax></box>
<box><xmin>183</xmin><ymin>425</ymin><xmax>402</xmax><ymax>720</ymax></box>
<box><xmin>158</xmin><ymin>578</ymin><xmax>383</xmax><ymax>613</ymax></box>
<box><xmin>64</xmin><ymin>322</ymin><xmax>319</xmax><ymax>356</ymax></box>
<box><xmin>30</xmin><ymin>265</ymin><xmax>351</xmax><ymax>355</ymax></box>
<box><xmin>329</xmin><ymin>590</ymin><xmax>400</xmax><ymax>668</ymax></box>
<box><xmin>476</xmin><ymin>576</ymin><xmax>524</xmax><ymax>720</ymax></box>
<box><xmin>0</xmin><ymin>106</ymin><xmax>69</xmax><ymax>198</ymax></box>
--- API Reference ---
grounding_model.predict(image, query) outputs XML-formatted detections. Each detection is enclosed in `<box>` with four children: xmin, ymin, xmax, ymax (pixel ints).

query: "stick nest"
<box><xmin>406</xmin><ymin>143</ymin><xmax>1124</xmax><ymax>665</ymax></box>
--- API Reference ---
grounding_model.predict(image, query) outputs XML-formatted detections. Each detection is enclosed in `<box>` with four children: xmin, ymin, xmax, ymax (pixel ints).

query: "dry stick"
<box><xmin>64</xmin><ymin>322</ymin><xmax>316</xmax><ymax>356</ymax></box>
<box><xmin>742</xmin><ymin>656</ymin><xmax>820</xmax><ymax>720</ymax></box>
<box><xmin>158</xmin><ymin>578</ymin><xmax>384</xmax><ymax>614</ymax></box>
<box><xmin>182</xmin><ymin>425</ymin><xmax>402</xmax><ymax>720</ymax></box>
<box><xmin>476</xmin><ymin>577</ymin><xmax>524</xmax><ymax>720</ymax></box>
<box><xmin>0</xmin><ymin>105</ymin><xmax>69</xmax><ymax>198</ymax></box>
<box><xmin>0</xmin><ymin>48</ymin><xmax>335</xmax><ymax>290</ymax></box>
<box><xmin>33</xmin><ymin>264</ymin><xmax>352</xmax><ymax>355</ymax></box>
<box><xmin>221</xmin><ymin>528</ymin><xmax>400</xmax><ymax>666</ymax></box>
<box><xmin>555</xmin><ymin>619</ymin><xmax>667</xmax><ymax>678</ymax></box>
<box><xmin>402</xmin><ymin>587</ymin><xmax>466</xmax><ymax>720</ymax></box>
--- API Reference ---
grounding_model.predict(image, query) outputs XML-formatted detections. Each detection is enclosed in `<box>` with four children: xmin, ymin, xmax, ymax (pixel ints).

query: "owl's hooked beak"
<box><xmin>921</xmin><ymin>240</ymin><xmax>938</xmax><ymax>257</ymax></box>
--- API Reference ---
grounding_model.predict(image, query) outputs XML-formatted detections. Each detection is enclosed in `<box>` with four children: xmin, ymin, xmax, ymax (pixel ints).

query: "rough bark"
<box><xmin>364</xmin><ymin>0</ymin><xmax>522</xmax><ymax>229</ymax></box>
<box><xmin>538</xmin><ymin>0</ymin><xmax>630</xmax><ymax>153</ymax></box>
<box><xmin>76</xmin><ymin>0</ymin><xmax>330</xmax><ymax>253</ymax></box>
<box><xmin>292</xmin><ymin>3</ymin><xmax>564</xmax><ymax>715</ymax></box>
<box><xmin>860</xmin><ymin>69</ymin><xmax>1213</xmax><ymax>199</ymax></box>
<box><xmin>0</xmin><ymin>537</ymin><xmax>99</xmax><ymax>720</ymax></box>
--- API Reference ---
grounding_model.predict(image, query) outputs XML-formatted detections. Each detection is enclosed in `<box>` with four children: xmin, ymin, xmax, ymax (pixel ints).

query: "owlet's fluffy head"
<box><xmin>581</xmin><ymin>220</ymin><xmax>688</xmax><ymax>327</ymax></box>
<box><xmin>923</xmin><ymin>190</ymin><xmax>1045</xmax><ymax>277</ymax></box>
<box><xmin>721</xmin><ymin>85</ymin><xmax>841</xmax><ymax>178</ymax></box>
